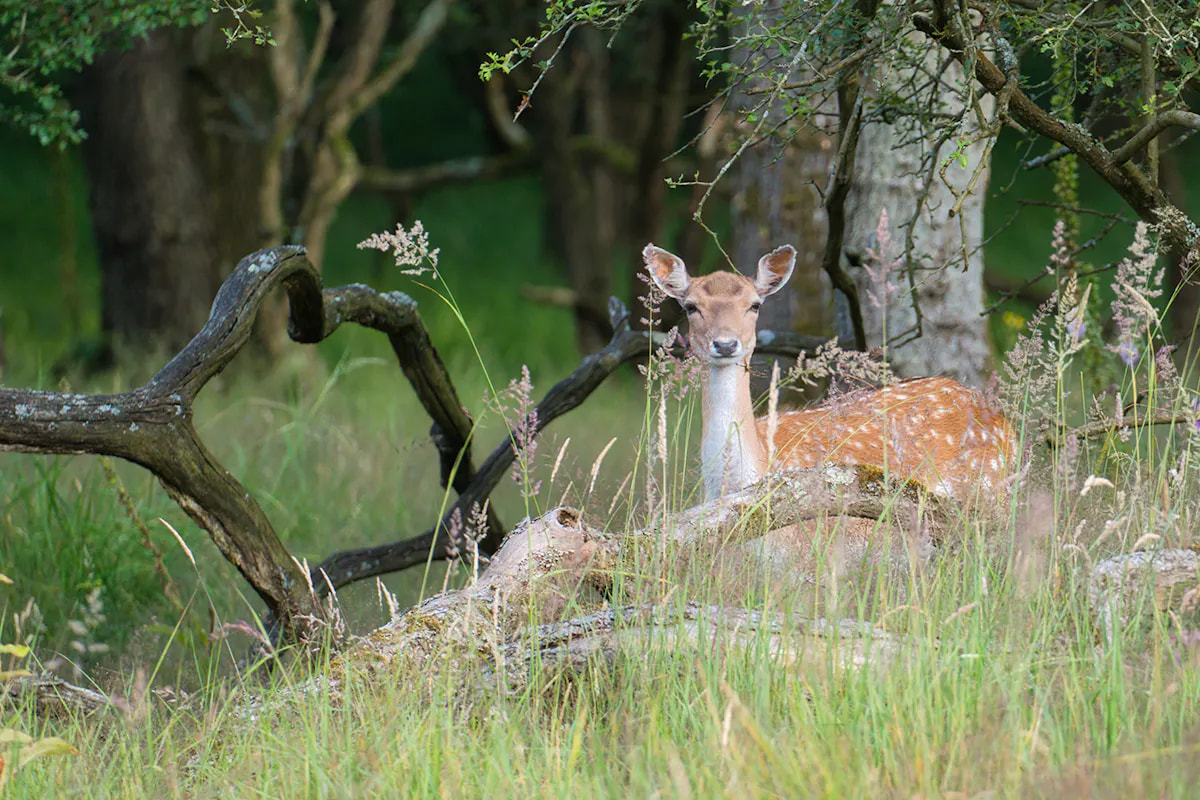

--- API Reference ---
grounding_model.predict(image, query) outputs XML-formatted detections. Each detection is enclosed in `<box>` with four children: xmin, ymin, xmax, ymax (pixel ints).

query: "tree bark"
<box><xmin>843</xmin><ymin>26</ymin><xmax>993</xmax><ymax>387</ymax></box>
<box><xmin>534</xmin><ymin>28</ymin><xmax>623</xmax><ymax>353</ymax></box>
<box><xmin>730</xmin><ymin>2</ymin><xmax>837</xmax><ymax>347</ymax></box>
<box><xmin>731</xmin><ymin>123</ymin><xmax>837</xmax><ymax>341</ymax></box>
<box><xmin>75</xmin><ymin>29</ymin><xmax>224</xmax><ymax>352</ymax></box>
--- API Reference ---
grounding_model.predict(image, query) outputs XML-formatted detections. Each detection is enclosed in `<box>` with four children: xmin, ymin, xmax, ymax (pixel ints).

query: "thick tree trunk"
<box><xmin>534</xmin><ymin>29</ymin><xmax>622</xmax><ymax>354</ymax></box>
<box><xmin>842</xmin><ymin>30</ymin><xmax>993</xmax><ymax>388</ymax></box>
<box><xmin>625</xmin><ymin>3</ymin><xmax>692</xmax><ymax>330</ymax></box>
<box><xmin>730</xmin><ymin>1</ymin><xmax>836</xmax><ymax>344</ymax></box>
<box><xmin>76</xmin><ymin>30</ymin><xmax>223</xmax><ymax>352</ymax></box>
<box><xmin>187</xmin><ymin>26</ymin><xmax>275</xmax><ymax>277</ymax></box>
<box><xmin>731</xmin><ymin>122</ymin><xmax>837</xmax><ymax>339</ymax></box>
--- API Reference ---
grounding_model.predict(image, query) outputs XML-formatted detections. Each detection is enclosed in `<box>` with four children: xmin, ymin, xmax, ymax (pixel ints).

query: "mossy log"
<box><xmin>325</xmin><ymin>469</ymin><xmax>941</xmax><ymax>695</ymax></box>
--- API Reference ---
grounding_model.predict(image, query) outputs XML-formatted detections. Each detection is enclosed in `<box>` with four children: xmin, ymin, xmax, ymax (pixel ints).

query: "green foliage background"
<box><xmin>0</xmin><ymin>1</ymin><xmax>209</xmax><ymax>144</ymax></box>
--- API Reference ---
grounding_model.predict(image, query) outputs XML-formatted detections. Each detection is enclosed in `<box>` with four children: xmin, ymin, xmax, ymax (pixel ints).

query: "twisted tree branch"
<box><xmin>1</xmin><ymin>248</ymin><xmax>329</xmax><ymax>643</ymax></box>
<box><xmin>0</xmin><ymin>247</ymin><xmax>498</xmax><ymax>644</ymax></box>
<box><xmin>2</xmin><ymin>248</ymin><xmax>831</xmax><ymax>639</ymax></box>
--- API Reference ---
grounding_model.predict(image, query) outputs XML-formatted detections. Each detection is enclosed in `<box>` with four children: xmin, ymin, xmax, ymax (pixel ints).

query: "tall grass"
<box><xmin>2</xmin><ymin>540</ymin><xmax>1199</xmax><ymax>796</ymax></box>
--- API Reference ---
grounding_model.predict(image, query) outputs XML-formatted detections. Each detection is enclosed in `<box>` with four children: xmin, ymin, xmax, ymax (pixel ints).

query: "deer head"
<box><xmin>643</xmin><ymin>244</ymin><xmax>796</xmax><ymax>366</ymax></box>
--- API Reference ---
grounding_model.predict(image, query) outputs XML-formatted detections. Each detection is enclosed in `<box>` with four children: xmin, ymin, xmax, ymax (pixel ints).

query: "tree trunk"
<box><xmin>75</xmin><ymin>30</ymin><xmax>223</xmax><ymax>353</ymax></box>
<box><xmin>625</xmin><ymin>3</ymin><xmax>693</xmax><ymax>331</ymax></box>
<box><xmin>533</xmin><ymin>28</ymin><xmax>622</xmax><ymax>354</ymax></box>
<box><xmin>729</xmin><ymin>1</ymin><xmax>836</xmax><ymax>345</ymax></box>
<box><xmin>187</xmin><ymin>25</ymin><xmax>275</xmax><ymax>279</ymax></box>
<box><xmin>842</xmin><ymin>29</ymin><xmax>993</xmax><ymax>388</ymax></box>
<box><xmin>725</xmin><ymin>0</ymin><xmax>839</xmax><ymax>404</ymax></box>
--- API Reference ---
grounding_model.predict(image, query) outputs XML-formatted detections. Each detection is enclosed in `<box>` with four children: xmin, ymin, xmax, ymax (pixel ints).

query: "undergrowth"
<box><xmin>0</xmin><ymin>218</ymin><xmax>1198</xmax><ymax>797</ymax></box>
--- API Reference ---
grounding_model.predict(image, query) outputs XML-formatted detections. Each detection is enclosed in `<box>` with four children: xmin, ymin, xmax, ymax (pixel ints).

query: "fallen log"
<box><xmin>1088</xmin><ymin>548</ymin><xmax>1200</xmax><ymax>642</ymax></box>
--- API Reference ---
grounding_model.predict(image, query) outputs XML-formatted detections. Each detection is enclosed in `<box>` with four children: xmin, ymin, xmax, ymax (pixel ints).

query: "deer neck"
<box><xmin>700</xmin><ymin>362</ymin><xmax>766</xmax><ymax>499</ymax></box>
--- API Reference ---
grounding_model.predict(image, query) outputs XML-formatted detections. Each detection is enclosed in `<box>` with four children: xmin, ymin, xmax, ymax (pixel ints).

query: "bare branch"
<box><xmin>299</xmin><ymin>1</ymin><xmax>335</xmax><ymax>104</ymax></box>
<box><xmin>1111</xmin><ymin>109</ymin><xmax>1200</xmax><ymax>166</ymax></box>
<box><xmin>357</xmin><ymin>153</ymin><xmax>534</xmax><ymax>195</ymax></box>
<box><xmin>1058</xmin><ymin>408</ymin><xmax>1198</xmax><ymax>446</ymax></box>
<box><xmin>0</xmin><ymin>247</ymin><xmax>511</xmax><ymax>643</ymax></box>
<box><xmin>319</xmin><ymin>0</ymin><xmax>394</xmax><ymax>121</ymax></box>
<box><xmin>0</xmin><ymin>248</ymin><xmax>331</xmax><ymax>644</ymax></box>
<box><xmin>310</xmin><ymin>324</ymin><xmax>668</xmax><ymax>588</ymax></box>
<box><xmin>349</xmin><ymin>0</ymin><xmax>455</xmax><ymax>119</ymax></box>
<box><xmin>820</xmin><ymin>72</ymin><xmax>868</xmax><ymax>350</ymax></box>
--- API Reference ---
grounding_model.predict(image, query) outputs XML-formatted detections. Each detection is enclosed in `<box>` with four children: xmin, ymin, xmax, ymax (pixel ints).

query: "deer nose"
<box><xmin>710</xmin><ymin>338</ymin><xmax>741</xmax><ymax>358</ymax></box>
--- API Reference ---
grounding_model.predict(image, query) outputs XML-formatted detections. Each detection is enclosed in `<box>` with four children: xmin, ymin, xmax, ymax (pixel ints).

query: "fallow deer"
<box><xmin>644</xmin><ymin>243</ymin><xmax>1016</xmax><ymax>504</ymax></box>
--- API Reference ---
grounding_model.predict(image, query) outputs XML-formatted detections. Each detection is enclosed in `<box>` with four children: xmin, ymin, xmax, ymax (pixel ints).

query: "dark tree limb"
<box><xmin>1</xmin><ymin>248</ymin><xmax>330</xmax><ymax>644</ymax></box>
<box><xmin>311</xmin><ymin>306</ymin><xmax>664</xmax><ymax>590</ymax></box>
<box><xmin>1053</xmin><ymin>408</ymin><xmax>1200</xmax><ymax>448</ymax></box>
<box><xmin>318</xmin><ymin>285</ymin><xmax>505</xmax><ymax>546</ymax></box>
<box><xmin>1111</xmin><ymin>110</ymin><xmax>1200</xmax><ymax>167</ymax></box>
<box><xmin>820</xmin><ymin>68</ymin><xmax>868</xmax><ymax>351</ymax></box>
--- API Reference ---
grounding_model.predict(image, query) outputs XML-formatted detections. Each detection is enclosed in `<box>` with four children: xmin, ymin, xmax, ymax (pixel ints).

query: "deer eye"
<box><xmin>683</xmin><ymin>302</ymin><xmax>699</xmax><ymax>315</ymax></box>
<box><xmin>749</xmin><ymin>301</ymin><xmax>762</xmax><ymax>313</ymax></box>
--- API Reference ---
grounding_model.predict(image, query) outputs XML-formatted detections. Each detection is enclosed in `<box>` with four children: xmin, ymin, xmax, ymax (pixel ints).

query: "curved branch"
<box><xmin>1111</xmin><ymin>109</ymin><xmax>1200</xmax><ymax>166</ymax></box>
<box><xmin>321</xmin><ymin>284</ymin><xmax>505</xmax><ymax>539</ymax></box>
<box><xmin>349</xmin><ymin>0</ymin><xmax>455</xmax><ymax>119</ymax></box>
<box><xmin>0</xmin><ymin>247</ymin><xmax>504</xmax><ymax>644</ymax></box>
<box><xmin>148</xmin><ymin>248</ymin><xmax>326</xmax><ymax>400</ymax></box>
<box><xmin>1</xmin><ymin>247</ymin><xmax>329</xmax><ymax>643</ymax></box>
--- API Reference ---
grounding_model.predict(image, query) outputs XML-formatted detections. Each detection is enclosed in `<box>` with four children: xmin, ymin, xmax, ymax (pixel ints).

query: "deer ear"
<box><xmin>643</xmin><ymin>244</ymin><xmax>690</xmax><ymax>300</ymax></box>
<box><xmin>754</xmin><ymin>245</ymin><xmax>796</xmax><ymax>297</ymax></box>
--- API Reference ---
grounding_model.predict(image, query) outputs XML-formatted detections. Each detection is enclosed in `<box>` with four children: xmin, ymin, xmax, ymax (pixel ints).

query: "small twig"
<box><xmin>514</xmin><ymin>24</ymin><xmax>578</xmax><ymax>123</ymax></box>
<box><xmin>742</xmin><ymin>46</ymin><xmax>877</xmax><ymax>95</ymax></box>
<box><xmin>1111</xmin><ymin>109</ymin><xmax>1200</xmax><ymax>166</ymax></box>
<box><xmin>820</xmin><ymin>71</ymin><xmax>868</xmax><ymax>351</ymax></box>
<box><xmin>1052</xmin><ymin>409</ymin><xmax>1198</xmax><ymax>447</ymax></box>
